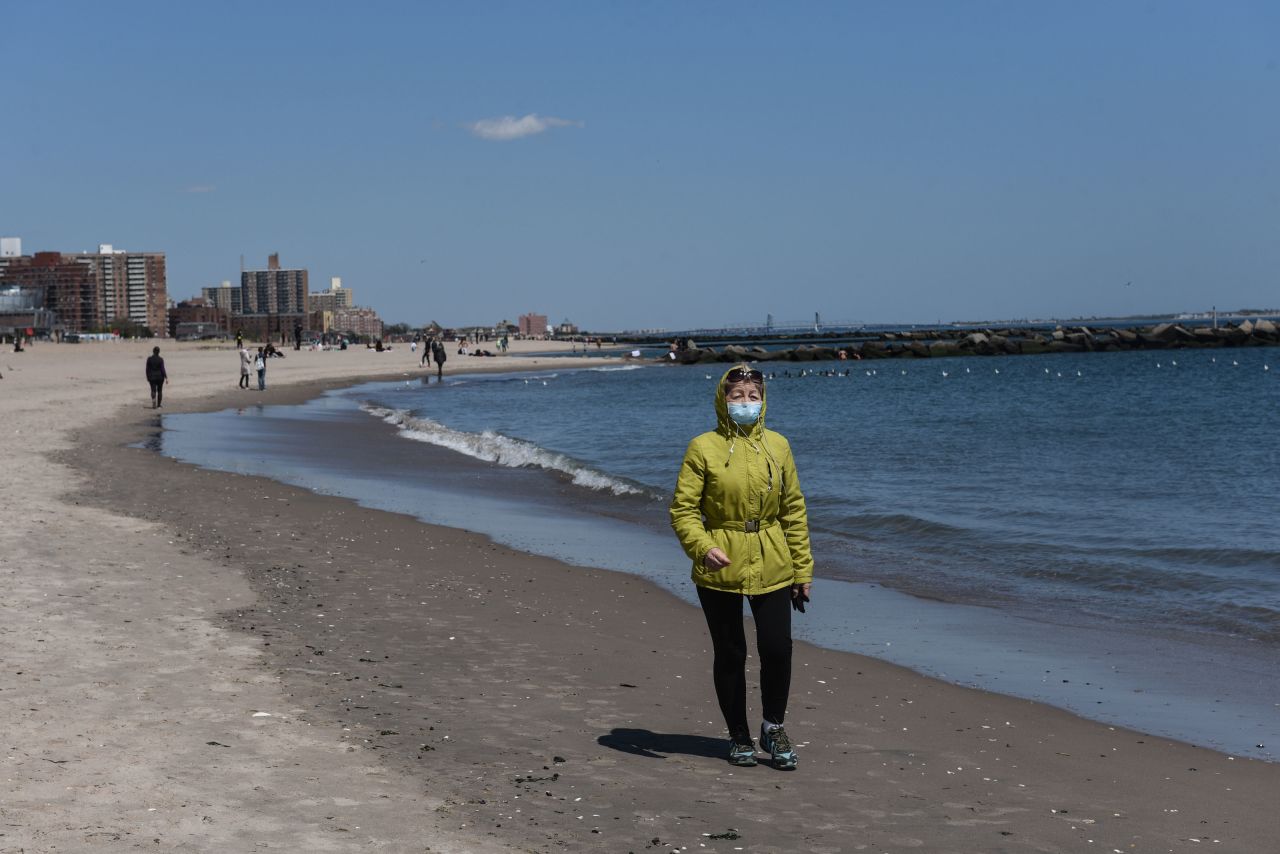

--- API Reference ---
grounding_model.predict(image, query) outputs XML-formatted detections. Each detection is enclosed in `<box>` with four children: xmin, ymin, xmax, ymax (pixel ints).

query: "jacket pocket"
<box><xmin>760</xmin><ymin>525</ymin><xmax>793</xmax><ymax>589</ymax></box>
<box><xmin>693</xmin><ymin>528</ymin><xmax>737</xmax><ymax>586</ymax></box>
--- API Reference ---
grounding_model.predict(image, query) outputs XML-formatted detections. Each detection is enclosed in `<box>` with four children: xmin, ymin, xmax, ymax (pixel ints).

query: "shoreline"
<box><xmin>158</xmin><ymin>373</ymin><xmax>1280</xmax><ymax>762</ymax></box>
<box><xmin>5</xmin><ymin>342</ymin><xmax>1279</xmax><ymax>851</ymax></box>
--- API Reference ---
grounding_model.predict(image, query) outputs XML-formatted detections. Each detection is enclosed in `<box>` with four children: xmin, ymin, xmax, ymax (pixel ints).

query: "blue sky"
<box><xmin>2</xmin><ymin>1</ymin><xmax>1277</xmax><ymax>330</ymax></box>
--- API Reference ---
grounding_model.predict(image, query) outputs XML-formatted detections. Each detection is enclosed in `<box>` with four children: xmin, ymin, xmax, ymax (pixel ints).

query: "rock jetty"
<box><xmin>665</xmin><ymin>320</ymin><xmax>1280</xmax><ymax>364</ymax></box>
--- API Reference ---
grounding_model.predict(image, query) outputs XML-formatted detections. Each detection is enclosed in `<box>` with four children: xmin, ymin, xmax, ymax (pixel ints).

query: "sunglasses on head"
<box><xmin>726</xmin><ymin>367</ymin><xmax>764</xmax><ymax>383</ymax></box>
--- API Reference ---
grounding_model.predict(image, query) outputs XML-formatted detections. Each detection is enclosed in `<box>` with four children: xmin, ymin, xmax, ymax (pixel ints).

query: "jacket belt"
<box><xmin>708</xmin><ymin>519</ymin><xmax>778</xmax><ymax>533</ymax></box>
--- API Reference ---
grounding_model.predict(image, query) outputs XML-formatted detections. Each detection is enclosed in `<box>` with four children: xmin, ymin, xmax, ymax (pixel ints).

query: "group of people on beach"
<box><xmin>146</xmin><ymin>342</ymin><xmax>272</xmax><ymax>404</ymax></box>
<box><xmin>148</xmin><ymin>334</ymin><xmax>452</xmax><ymax>407</ymax></box>
<box><xmin>238</xmin><ymin>343</ymin><xmax>279</xmax><ymax>390</ymax></box>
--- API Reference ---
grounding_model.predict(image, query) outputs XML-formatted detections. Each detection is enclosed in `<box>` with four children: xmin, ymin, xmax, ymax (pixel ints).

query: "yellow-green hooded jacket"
<box><xmin>669</xmin><ymin>367</ymin><xmax>814</xmax><ymax>594</ymax></box>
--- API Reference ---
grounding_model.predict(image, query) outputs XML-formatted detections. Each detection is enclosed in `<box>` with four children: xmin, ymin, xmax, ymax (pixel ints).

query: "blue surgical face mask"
<box><xmin>727</xmin><ymin>402</ymin><xmax>762</xmax><ymax>426</ymax></box>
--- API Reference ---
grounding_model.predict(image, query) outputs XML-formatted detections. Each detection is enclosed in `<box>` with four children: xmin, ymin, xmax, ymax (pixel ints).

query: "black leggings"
<box><xmin>149</xmin><ymin>379</ymin><xmax>163</xmax><ymax>405</ymax></box>
<box><xmin>696</xmin><ymin>585</ymin><xmax>792</xmax><ymax>741</ymax></box>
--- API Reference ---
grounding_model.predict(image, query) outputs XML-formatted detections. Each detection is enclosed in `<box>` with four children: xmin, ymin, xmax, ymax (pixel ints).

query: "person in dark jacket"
<box><xmin>145</xmin><ymin>346</ymin><xmax>167</xmax><ymax>408</ymax></box>
<box><xmin>431</xmin><ymin>338</ymin><xmax>447</xmax><ymax>381</ymax></box>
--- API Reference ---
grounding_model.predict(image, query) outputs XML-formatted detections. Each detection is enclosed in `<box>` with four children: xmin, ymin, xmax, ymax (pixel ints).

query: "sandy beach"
<box><xmin>3</xmin><ymin>340</ymin><xmax>1278</xmax><ymax>853</ymax></box>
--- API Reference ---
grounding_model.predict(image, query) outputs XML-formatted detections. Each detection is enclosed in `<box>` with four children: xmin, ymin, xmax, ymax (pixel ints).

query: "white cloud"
<box><xmin>185</xmin><ymin>185</ymin><xmax>216</xmax><ymax>193</ymax></box>
<box><xmin>466</xmin><ymin>114</ymin><xmax>583</xmax><ymax>141</ymax></box>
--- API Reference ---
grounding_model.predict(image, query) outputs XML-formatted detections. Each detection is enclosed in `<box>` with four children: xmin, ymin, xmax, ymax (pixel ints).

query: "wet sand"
<box><xmin>4</xmin><ymin>341</ymin><xmax>1278</xmax><ymax>853</ymax></box>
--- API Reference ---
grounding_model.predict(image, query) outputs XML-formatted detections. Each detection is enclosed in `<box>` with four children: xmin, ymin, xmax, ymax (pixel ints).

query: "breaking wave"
<box><xmin>363</xmin><ymin>405</ymin><xmax>646</xmax><ymax>496</ymax></box>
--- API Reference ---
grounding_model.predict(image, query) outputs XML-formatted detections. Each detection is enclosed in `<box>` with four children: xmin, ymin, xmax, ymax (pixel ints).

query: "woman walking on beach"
<box><xmin>145</xmin><ymin>346</ymin><xmax>167</xmax><ymax>408</ymax></box>
<box><xmin>670</xmin><ymin>365</ymin><xmax>813</xmax><ymax>769</ymax></box>
<box><xmin>431</xmin><ymin>338</ymin><xmax>446</xmax><ymax>381</ymax></box>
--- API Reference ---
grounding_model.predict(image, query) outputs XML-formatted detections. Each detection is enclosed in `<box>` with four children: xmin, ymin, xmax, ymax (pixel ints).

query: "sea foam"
<box><xmin>363</xmin><ymin>405</ymin><xmax>646</xmax><ymax>496</ymax></box>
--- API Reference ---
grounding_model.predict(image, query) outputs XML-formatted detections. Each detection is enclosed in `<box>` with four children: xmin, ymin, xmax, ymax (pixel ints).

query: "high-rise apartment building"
<box><xmin>308</xmin><ymin>276</ymin><xmax>354</xmax><ymax>313</ymax></box>
<box><xmin>0</xmin><ymin>244</ymin><xmax>168</xmax><ymax>334</ymax></box>
<box><xmin>0</xmin><ymin>253</ymin><xmax>97</xmax><ymax>332</ymax></box>
<box><xmin>91</xmin><ymin>245</ymin><xmax>168</xmax><ymax>332</ymax></box>
<box><xmin>240</xmin><ymin>254</ymin><xmax>308</xmax><ymax>315</ymax></box>
<box><xmin>202</xmin><ymin>280</ymin><xmax>244</xmax><ymax>314</ymax></box>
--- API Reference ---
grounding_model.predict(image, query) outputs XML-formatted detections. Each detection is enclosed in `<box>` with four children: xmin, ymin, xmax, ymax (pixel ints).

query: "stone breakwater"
<box><xmin>667</xmin><ymin>319</ymin><xmax>1280</xmax><ymax>363</ymax></box>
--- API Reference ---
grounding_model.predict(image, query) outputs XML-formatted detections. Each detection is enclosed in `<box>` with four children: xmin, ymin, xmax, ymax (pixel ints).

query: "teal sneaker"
<box><xmin>760</xmin><ymin>724</ymin><xmax>797</xmax><ymax>770</ymax></box>
<box><xmin>727</xmin><ymin>739</ymin><xmax>758</xmax><ymax>767</ymax></box>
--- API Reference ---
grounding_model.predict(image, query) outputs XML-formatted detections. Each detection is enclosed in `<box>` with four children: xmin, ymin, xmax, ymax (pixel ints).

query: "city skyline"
<box><xmin>3</xmin><ymin>2</ymin><xmax>1278</xmax><ymax>331</ymax></box>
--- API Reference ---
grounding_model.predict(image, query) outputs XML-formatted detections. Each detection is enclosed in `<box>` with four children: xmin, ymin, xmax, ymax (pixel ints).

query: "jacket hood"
<box><xmin>715</xmin><ymin>365</ymin><xmax>767</xmax><ymax>438</ymax></box>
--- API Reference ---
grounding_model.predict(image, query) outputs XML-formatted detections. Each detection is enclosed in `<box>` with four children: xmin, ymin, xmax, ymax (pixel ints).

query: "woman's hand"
<box><xmin>792</xmin><ymin>583</ymin><xmax>811</xmax><ymax>603</ymax></box>
<box><xmin>703</xmin><ymin>548</ymin><xmax>731</xmax><ymax>570</ymax></box>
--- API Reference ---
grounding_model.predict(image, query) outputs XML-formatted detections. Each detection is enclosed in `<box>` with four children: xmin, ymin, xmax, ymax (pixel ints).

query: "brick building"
<box><xmin>308</xmin><ymin>277</ymin><xmax>354</xmax><ymax>313</ymax></box>
<box><xmin>234</xmin><ymin>312</ymin><xmax>308</xmax><ymax>344</ymax></box>
<box><xmin>518</xmin><ymin>312</ymin><xmax>549</xmax><ymax>337</ymax></box>
<box><xmin>241</xmin><ymin>253</ymin><xmax>308</xmax><ymax>315</ymax></box>
<box><xmin>329</xmin><ymin>306</ymin><xmax>383</xmax><ymax>338</ymax></box>
<box><xmin>168</xmin><ymin>297</ymin><xmax>230</xmax><ymax>338</ymax></box>
<box><xmin>0</xmin><ymin>244</ymin><xmax>168</xmax><ymax>334</ymax></box>
<box><xmin>227</xmin><ymin>254</ymin><xmax>310</xmax><ymax>343</ymax></box>
<box><xmin>202</xmin><ymin>281</ymin><xmax>244</xmax><ymax>314</ymax></box>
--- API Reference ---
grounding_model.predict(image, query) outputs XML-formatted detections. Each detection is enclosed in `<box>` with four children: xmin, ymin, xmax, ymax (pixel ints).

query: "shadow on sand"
<box><xmin>597</xmin><ymin>728</ymin><xmax>724</xmax><ymax>760</ymax></box>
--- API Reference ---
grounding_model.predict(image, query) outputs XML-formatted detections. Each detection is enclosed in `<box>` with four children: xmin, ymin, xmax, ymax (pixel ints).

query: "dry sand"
<box><xmin>2</xmin><ymin>340</ymin><xmax>1277</xmax><ymax>853</ymax></box>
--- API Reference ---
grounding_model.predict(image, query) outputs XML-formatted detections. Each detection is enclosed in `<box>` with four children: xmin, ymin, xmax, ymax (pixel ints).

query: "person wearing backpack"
<box><xmin>255</xmin><ymin>347</ymin><xmax>267</xmax><ymax>390</ymax></box>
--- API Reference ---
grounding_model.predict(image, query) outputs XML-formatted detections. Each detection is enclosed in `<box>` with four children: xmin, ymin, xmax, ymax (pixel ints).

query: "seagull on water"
<box><xmin>941</xmin><ymin>370</ymin><xmax>949</xmax><ymax>378</ymax></box>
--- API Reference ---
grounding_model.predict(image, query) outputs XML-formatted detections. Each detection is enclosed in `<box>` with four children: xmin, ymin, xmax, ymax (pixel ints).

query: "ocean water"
<box><xmin>158</xmin><ymin>349</ymin><xmax>1280</xmax><ymax>758</ymax></box>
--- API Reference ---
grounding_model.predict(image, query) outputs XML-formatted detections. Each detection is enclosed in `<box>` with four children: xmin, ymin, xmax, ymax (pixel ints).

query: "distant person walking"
<box><xmin>421</xmin><ymin>336</ymin><xmax>433</xmax><ymax>366</ymax></box>
<box><xmin>238</xmin><ymin>344</ymin><xmax>252</xmax><ymax>389</ymax></box>
<box><xmin>145</xmin><ymin>346</ymin><xmax>168</xmax><ymax>408</ymax></box>
<box><xmin>255</xmin><ymin>347</ymin><xmax>267</xmax><ymax>391</ymax></box>
<box><xmin>431</xmin><ymin>338</ymin><xmax>446</xmax><ymax>381</ymax></box>
<box><xmin>670</xmin><ymin>365</ymin><xmax>813</xmax><ymax>770</ymax></box>
<box><xmin>235</xmin><ymin>329</ymin><xmax>244</xmax><ymax>350</ymax></box>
